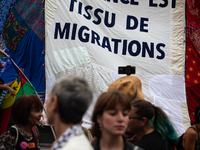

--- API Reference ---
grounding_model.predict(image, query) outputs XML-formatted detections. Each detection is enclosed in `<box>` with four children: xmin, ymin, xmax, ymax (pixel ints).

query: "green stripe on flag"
<box><xmin>0</xmin><ymin>55</ymin><xmax>5</xmax><ymax>59</ymax></box>
<box><xmin>0</xmin><ymin>51</ymin><xmax>7</xmax><ymax>58</ymax></box>
<box><xmin>15</xmin><ymin>81</ymin><xmax>36</xmax><ymax>100</ymax></box>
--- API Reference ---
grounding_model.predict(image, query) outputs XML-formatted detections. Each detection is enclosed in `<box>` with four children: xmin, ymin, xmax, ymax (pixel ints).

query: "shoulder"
<box><xmin>140</xmin><ymin>130</ymin><xmax>161</xmax><ymax>141</ymax></box>
<box><xmin>6</xmin><ymin>126</ymin><xmax>18</xmax><ymax>137</ymax></box>
<box><xmin>137</xmin><ymin>130</ymin><xmax>163</xmax><ymax>150</ymax></box>
<box><xmin>137</xmin><ymin>139</ymin><xmax>152</xmax><ymax>150</ymax></box>
<box><xmin>184</xmin><ymin>126</ymin><xmax>197</xmax><ymax>136</ymax></box>
<box><xmin>123</xmin><ymin>136</ymin><xmax>144</xmax><ymax>150</ymax></box>
<box><xmin>183</xmin><ymin>125</ymin><xmax>198</xmax><ymax>141</ymax></box>
<box><xmin>62</xmin><ymin>134</ymin><xmax>93</xmax><ymax>150</ymax></box>
<box><xmin>92</xmin><ymin>138</ymin><xmax>99</xmax><ymax>150</ymax></box>
<box><xmin>0</xmin><ymin>126</ymin><xmax>18</xmax><ymax>149</ymax></box>
<box><xmin>32</xmin><ymin>125</ymin><xmax>40</xmax><ymax>137</ymax></box>
<box><xmin>82</xmin><ymin>126</ymin><xmax>93</xmax><ymax>142</ymax></box>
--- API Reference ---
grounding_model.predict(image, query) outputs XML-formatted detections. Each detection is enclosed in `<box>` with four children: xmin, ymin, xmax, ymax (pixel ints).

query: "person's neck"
<box><xmin>99</xmin><ymin>133</ymin><xmax>124</xmax><ymax>150</ymax></box>
<box><xmin>138</xmin><ymin>127</ymin><xmax>155</xmax><ymax>139</ymax></box>
<box><xmin>53</xmin><ymin>122</ymin><xmax>74</xmax><ymax>139</ymax></box>
<box><xmin>17</xmin><ymin>124</ymin><xmax>33</xmax><ymax>135</ymax></box>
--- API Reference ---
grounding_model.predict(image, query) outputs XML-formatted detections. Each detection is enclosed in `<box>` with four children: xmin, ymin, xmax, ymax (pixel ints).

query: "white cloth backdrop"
<box><xmin>44</xmin><ymin>0</ymin><xmax>190</xmax><ymax>136</ymax></box>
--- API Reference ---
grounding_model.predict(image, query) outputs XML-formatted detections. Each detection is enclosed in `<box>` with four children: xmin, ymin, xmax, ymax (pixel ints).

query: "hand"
<box><xmin>8</xmin><ymin>87</ymin><xmax>16</xmax><ymax>96</ymax></box>
<box><xmin>17</xmin><ymin>68</ymin><xmax>24</xmax><ymax>77</ymax></box>
<box><xmin>20</xmin><ymin>68</ymin><xmax>24</xmax><ymax>73</ymax></box>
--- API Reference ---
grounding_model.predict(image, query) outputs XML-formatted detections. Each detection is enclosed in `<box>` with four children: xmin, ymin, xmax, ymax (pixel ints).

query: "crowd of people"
<box><xmin>0</xmin><ymin>74</ymin><xmax>199</xmax><ymax>150</ymax></box>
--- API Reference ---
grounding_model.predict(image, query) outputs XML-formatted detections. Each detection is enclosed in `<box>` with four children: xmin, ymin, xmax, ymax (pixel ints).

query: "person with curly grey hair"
<box><xmin>46</xmin><ymin>75</ymin><xmax>93</xmax><ymax>150</ymax></box>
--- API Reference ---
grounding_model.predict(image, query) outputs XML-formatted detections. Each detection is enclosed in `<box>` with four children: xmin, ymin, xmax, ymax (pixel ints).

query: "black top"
<box><xmin>137</xmin><ymin>130</ymin><xmax>175</xmax><ymax>150</ymax></box>
<box><xmin>92</xmin><ymin>136</ymin><xmax>143</xmax><ymax>150</ymax></box>
<box><xmin>0</xmin><ymin>125</ymin><xmax>40</xmax><ymax>150</ymax></box>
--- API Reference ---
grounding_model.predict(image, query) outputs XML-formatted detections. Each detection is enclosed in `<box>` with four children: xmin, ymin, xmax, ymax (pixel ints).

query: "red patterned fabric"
<box><xmin>185</xmin><ymin>0</ymin><xmax>200</xmax><ymax>124</ymax></box>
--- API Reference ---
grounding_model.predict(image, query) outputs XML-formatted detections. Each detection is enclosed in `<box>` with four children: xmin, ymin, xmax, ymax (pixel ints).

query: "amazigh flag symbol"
<box><xmin>15</xmin><ymin>73</ymin><xmax>36</xmax><ymax>100</ymax></box>
<box><xmin>0</xmin><ymin>79</ymin><xmax>20</xmax><ymax>109</ymax></box>
<box><xmin>0</xmin><ymin>78</ymin><xmax>19</xmax><ymax>135</ymax></box>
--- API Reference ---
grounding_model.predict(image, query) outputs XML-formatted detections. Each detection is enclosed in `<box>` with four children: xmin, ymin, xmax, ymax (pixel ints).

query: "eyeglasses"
<box><xmin>129</xmin><ymin>116</ymin><xmax>142</xmax><ymax>119</ymax></box>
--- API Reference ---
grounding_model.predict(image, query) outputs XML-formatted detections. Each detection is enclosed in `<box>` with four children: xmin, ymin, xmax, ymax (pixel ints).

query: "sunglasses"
<box><xmin>129</xmin><ymin>116</ymin><xmax>142</xmax><ymax>119</ymax></box>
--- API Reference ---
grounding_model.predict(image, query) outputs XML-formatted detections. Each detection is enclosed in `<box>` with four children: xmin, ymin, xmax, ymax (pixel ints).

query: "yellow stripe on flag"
<box><xmin>0</xmin><ymin>79</ymin><xmax>21</xmax><ymax>109</ymax></box>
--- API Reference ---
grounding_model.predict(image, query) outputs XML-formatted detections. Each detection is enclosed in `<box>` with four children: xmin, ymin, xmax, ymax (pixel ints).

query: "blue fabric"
<box><xmin>0</xmin><ymin>0</ymin><xmax>19</xmax><ymax>32</ymax></box>
<box><xmin>1</xmin><ymin>30</ymin><xmax>45</xmax><ymax>93</ymax></box>
<box><xmin>0</xmin><ymin>34</ymin><xmax>11</xmax><ymax>76</ymax></box>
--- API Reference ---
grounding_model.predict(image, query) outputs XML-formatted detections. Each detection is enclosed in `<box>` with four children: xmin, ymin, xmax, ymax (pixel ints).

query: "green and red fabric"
<box><xmin>0</xmin><ymin>51</ymin><xmax>7</xmax><ymax>59</ymax></box>
<box><xmin>0</xmin><ymin>51</ymin><xmax>8</xmax><ymax>69</ymax></box>
<box><xmin>15</xmin><ymin>73</ymin><xmax>36</xmax><ymax>100</ymax></box>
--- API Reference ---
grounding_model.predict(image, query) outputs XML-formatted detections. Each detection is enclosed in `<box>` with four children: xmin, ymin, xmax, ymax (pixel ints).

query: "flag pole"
<box><xmin>0</xmin><ymin>50</ymin><xmax>57</xmax><ymax>140</ymax></box>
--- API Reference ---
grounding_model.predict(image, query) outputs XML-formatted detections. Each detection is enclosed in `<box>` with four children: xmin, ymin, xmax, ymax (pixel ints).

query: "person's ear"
<box><xmin>140</xmin><ymin>117</ymin><xmax>148</xmax><ymax>127</ymax></box>
<box><xmin>52</xmin><ymin>95</ymin><xmax>59</xmax><ymax>112</ymax></box>
<box><xmin>97</xmin><ymin>115</ymin><xmax>102</xmax><ymax>125</ymax></box>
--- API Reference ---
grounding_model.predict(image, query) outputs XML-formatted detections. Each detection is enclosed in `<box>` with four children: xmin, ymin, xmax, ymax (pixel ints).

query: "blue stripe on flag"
<box><xmin>0</xmin><ymin>90</ymin><xmax>8</xmax><ymax>105</ymax></box>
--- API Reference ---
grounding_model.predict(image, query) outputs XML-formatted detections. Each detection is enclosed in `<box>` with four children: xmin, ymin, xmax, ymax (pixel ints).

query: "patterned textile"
<box><xmin>185</xmin><ymin>0</ymin><xmax>200</xmax><ymax>124</ymax></box>
<box><xmin>185</xmin><ymin>0</ymin><xmax>200</xmax><ymax>87</ymax></box>
<box><xmin>2</xmin><ymin>8</ymin><xmax>30</xmax><ymax>52</ymax></box>
<box><xmin>0</xmin><ymin>0</ymin><xmax>18</xmax><ymax>32</ymax></box>
<box><xmin>0</xmin><ymin>128</ymin><xmax>16</xmax><ymax>150</ymax></box>
<box><xmin>51</xmin><ymin>124</ymin><xmax>84</xmax><ymax>150</ymax></box>
<box><xmin>0</xmin><ymin>125</ymin><xmax>40</xmax><ymax>150</ymax></box>
<box><xmin>0</xmin><ymin>35</ymin><xmax>11</xmax><ymax>76</ymax></box>
<box><xmin>0</xmin><ymin>0</ymin><xmax>45</xmax><ymax>97</ymax></box>
<box><xmin>1</xmin><ymin>30</ymin><xmax>45</xmax><ymax>93</ymax></box>
<box><xmin>15</xmin><ymin>0</ymin><xmax>45</xmax><ymax>40</ymax></box>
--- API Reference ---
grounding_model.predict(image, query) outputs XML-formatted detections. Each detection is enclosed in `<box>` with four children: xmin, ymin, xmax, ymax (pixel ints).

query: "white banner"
<box><xmin>45</xmin><ymin>0</ymin><xmax>189</xmax><ymax>136</ymax></box>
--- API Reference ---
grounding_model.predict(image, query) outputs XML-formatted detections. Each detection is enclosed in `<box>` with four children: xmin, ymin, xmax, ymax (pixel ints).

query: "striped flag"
<box><xmin>0</xmin><ymin>52</ymin><xmax>37</xmax><ymax>135</ymax></box>
<box><xmin>0</xmin><ymin>79</ymin><xmax>20</xmax><ymax>109</ymax></box>
<box><xmin>0</xmin><ymin>78</ymin><xmax>19</xmax><ymax>135</ymax></box>
<box><xmin>0</xmin><ymin>74</ymin><xmax>36</xmax><ymax>135</ymax></box>
<box><xmin>8</xmin><ymin>58</ymin><xmax>36</xmax><ymax>100</ymax></box>
<box><xmin>15</xmin><ymin>73</ymin><xmax>36</xmax><ymax>100</ymax></box>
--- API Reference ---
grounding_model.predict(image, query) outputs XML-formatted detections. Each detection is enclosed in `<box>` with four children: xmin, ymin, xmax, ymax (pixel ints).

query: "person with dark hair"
<box><xmin>107</xmin><ymin>75</ymin><xmax>145</xmax><ymax>145</ymax></box>
<box><xmin>91</xmin><ymin>90</ymin><xmax>143</xmax><ymax>150</ymax></box>
<box><xmin>182</xmin><ymin>105</ymin><xmax>200</xmax><ymax>150</ymax></box>
<box><xmin>0</xmin><ymin>95</ymin><xmax>43</xmax><ymax>150</ymax></box>
<box><xmin>127</xmin><ymin>99</ymin><xmax>178</xmax><ymax>150</ymax></box>
<box><xmin>46</xmin><ymin>75</ymin><xmax>93</xmax><ymax>150</ymax></box>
